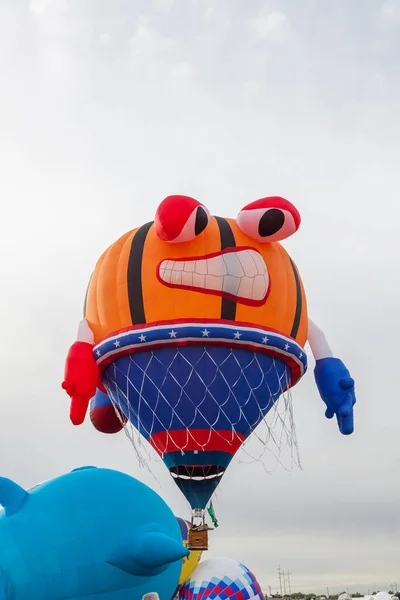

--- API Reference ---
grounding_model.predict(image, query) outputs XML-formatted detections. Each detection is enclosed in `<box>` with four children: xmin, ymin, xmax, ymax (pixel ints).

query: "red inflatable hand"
<box><xmin>62</xmin><ymin>341</ymin><xmax>99</xmax><ymax>426</ymax></box>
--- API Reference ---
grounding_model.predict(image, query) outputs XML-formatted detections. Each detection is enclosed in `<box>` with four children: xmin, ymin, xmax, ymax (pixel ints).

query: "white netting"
<box><xmin>102</xmin><ymin>345</ymin><xmax>301</xmax><ymax>477</ymax></box>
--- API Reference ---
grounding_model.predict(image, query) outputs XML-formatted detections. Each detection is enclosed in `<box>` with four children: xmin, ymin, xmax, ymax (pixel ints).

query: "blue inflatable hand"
<box><xmin>314</xmin><ymin>357</ymin><xmax>356</xmax><ymax>435</ymax></box>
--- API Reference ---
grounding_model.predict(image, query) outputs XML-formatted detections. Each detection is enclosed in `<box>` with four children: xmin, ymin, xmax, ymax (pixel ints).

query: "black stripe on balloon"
<box><xmin>83</xmin><ymin>272</ymin><xmax>93</xmax><ymax>317</ymax></box>
<box><xmin>289</xmin><ymin>257</ymin><xmax>302</xmax><ymax>339</ymax></box>
<box><xmin>127</xmin><ymin>221</ymin><xmax>153</xmax><ymax>324</ymax></box>
<box><xmin>215</xmin><ymin>216</ymin><xmax>237</xmax><ymax>321</ymax></box>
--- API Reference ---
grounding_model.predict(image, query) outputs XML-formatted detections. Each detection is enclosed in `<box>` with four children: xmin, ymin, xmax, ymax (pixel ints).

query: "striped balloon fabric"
<box><xmin>178</xmin><ymin>557</ymin><xmax>264</xmax><ymax>599</ymax></box>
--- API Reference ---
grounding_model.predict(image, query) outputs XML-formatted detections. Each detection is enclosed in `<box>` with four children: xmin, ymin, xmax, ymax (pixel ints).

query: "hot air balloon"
<box><xmin>62</xmin><ymin>195</ymin><xmax>357</xmax><ymax>549</ymax></box>
<box><xmin>178</xmin><ymin>557</ymin><xmax>264</xmax><ymax>599</ymax></box>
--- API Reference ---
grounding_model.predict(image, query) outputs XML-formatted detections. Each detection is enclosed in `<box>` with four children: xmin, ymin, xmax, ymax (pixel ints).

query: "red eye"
<box><xmin>155</xmin><ymin>195</ymin><xmax>210</xmax><ymax>243</ymax></box>
<box><xmin>236</xmin><ymin>196</ymin><xmax>300</xmax><ymax>243</ymax></box>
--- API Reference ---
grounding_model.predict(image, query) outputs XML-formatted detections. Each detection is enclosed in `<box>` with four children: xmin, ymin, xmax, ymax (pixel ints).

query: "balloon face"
<box><xmin>85</xmin><ymin>196</ymin><xmax>308</xmax><ymax>509</ymax></box>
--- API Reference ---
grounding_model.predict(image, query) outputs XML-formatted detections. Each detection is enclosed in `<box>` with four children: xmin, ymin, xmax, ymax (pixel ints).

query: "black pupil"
<box><xmin>258</xmin><ymin>208</ymin><xmax>285</xmax><ymax>237</ymax></box>
<box><xmin>195</xmin><ymin>206</ymin><xmax>208</xmax><ymax>235</ymax></box>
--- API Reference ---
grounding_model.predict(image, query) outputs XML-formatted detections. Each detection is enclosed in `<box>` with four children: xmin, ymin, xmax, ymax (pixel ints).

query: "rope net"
<box><xmin>102</xmin><ymin>344</ymin><xmax>301</xmax><ymax>478</ymax></box>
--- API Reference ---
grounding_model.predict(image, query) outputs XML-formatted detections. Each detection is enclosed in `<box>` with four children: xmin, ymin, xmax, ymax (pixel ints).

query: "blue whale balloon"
<box><xmin>0</xmin><ymin>466</ymin><xmax>189</xmax><ymax>600</ymax></box>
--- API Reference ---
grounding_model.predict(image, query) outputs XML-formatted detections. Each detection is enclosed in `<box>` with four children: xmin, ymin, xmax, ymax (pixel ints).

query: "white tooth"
<box><xmin>222</xmin><ymin>275</ymin><xmax>240</xmax><ymax>297</ymax></box>
<box><xmin>194</xmin><ymin>260</ymin><xmax>208</xmax><ymax>275</ymax></box>
<box><xmin>181</xmin><ymin>271</ymin><xmax>194</xmax><ymax>286</ymax></box>
<box><xmin>252</xmin><ymin>252</ymin><xmax>268</xmax><ymax>275</ymax></box>
<box><xmin>160</xmin><ymin>269</ymin><xmax>172</xmax><ymax>283</ymax></box>
<box><xmin>192</xmin><ymin>272</ymin><xmax>206</xmax><ymax>288</ymax></box>
<box><xmin>171</xmin><ymin>472</ymin><xmax>178</xmax><ymax>479</ymax></box>
<box><xmin>185</xmin><ymin>261</ymin><xmax>196</xmax><ymax>272</ymax></box>
<box><xmin>173</xmin><ymin>261</ymin><xmax>185</xmax><ymax>271</ymax></box>
<box><xmin>237</xmin><ymin>277</ymin><xmax>254</xmax><ymax>300</ymax></box>
<box><xmin>223</xmin><ymin>252</ymin><xmax>244</xmax><ymax>277</ymax></box>
<box><xmin>205</xmin><ymin>274</ymin><xmax>223</xmax><ymax>291</ymax></box>
<box><xmin>159</xmin><ymin>250</ymin><xmax>268</xmax><ymax>301</ymax></box>
<box><xmin>206</xmin><ymin>255</ymin><xmax>227</xmax><ymax>276</ymax></box>
<box><xmin>171</xmin><ymin>271</ymin><xmax>182</xmax><ymax>285</ymax></box>
<box><xmin>252</xmin><ymin>274</ymin><xmax>269</xmax><ymax>300</ymax></box>
<box><xmin>237</xmin><ymin>251</ymin><xmax>258</xmax><ymax>277</ymax></box>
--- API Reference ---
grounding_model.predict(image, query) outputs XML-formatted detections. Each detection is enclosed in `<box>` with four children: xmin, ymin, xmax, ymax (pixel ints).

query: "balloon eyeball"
<box><xmin>236</xmin><ymin>196</ymin><xmax>301</xmax><ymax>243</ymax></box>
<box><xmin>155</xmin><ymin>195</ymin><xmax>210</xmax><ymax>243</ymax></box>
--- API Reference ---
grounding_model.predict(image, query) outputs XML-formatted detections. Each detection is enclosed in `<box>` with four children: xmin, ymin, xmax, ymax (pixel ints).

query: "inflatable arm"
<box><xmin>61</xmin><ymin>319</ymin><xmax>98</xmax><ymax>425</ymax></box>
<box><xmin>308</xmin><ymin>319</ymin><xmax>356</xmax><ymax>435</ymax></box>
<box><xmin>62</xmin><ymin>319</ymin><xmax>125</xmax><ymax>432</ymax></box>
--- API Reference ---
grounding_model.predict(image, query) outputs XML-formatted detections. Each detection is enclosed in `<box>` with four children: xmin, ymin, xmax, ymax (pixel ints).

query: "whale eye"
<box><xmin>155</xmin><ymin>195</ymin><xmax>210</xmax><ymax>243</ymax></box>
<box><xmin>236</xmin><ymin>196</ymin><xmax>300</xmax><ymax>243</ymax></box>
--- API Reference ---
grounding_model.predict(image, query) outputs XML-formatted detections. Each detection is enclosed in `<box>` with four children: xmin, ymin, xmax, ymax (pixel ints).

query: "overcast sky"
<box><xmin>1</xmin><ymin>0</ymin><xmax>400</xmax><ymax>595</ymax></box>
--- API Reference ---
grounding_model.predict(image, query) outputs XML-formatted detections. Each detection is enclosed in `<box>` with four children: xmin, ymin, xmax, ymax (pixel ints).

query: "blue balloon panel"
<box><xmin>103</xmin><ymin>345</ymin><xmax>290</xmax><ymax>508</ymax></box>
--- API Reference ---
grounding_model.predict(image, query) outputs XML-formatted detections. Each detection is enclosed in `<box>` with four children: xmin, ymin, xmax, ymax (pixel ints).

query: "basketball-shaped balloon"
<box><xmin>64</xmin><ymin>194</ymin><xmax>358</xmax><ymax>516</ymax></box>
<box><xmin>67</xmin><ymin>195</ymin><xmax>309</xmax><ymax>511</ymax></box>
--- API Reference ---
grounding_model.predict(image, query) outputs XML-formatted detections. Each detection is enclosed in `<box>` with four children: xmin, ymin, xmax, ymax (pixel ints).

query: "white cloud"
<box><xmin>251</xmin><ymin>9</ymin><xmax>288</xmax><ymax>39</ymax></box>
<box><xmin>29</xmin><ymin>0</ymin><xmax>47</xmax><ymax>14</ymax></box>
<box><xmin>41</xmin><ymin>44</ymin><xmax>70</xmax><ymax>74</ymax></box>
<box><xmin>380</xmin><ymin>1</ymin><xmax>400</xmax><ymax>22</ymax></box>
<box><xmin>99</xmin><ymin>31</ymin><xmax>112</xmax><ymax>46</ymax></box>
<box><xmin>170</xmin><ymin>61</ymin><xmax>195</xmax><ymax>81</ymax></box>
<box><xmin>153</xmin><ymin>0</ymin><xmax>175</xmax><ymax>12</ymax></box>
<box><xmin>29</xmin><ymin>0</ymin><xmax>68</xmax><ymax>16</ymax></box>
<box><xmin>205</xmin><ymin>6</ymin><xmax>214</xmax><ymax>20</ymax></box>
<box><xmin>128</xmin><ymin>17</ymin><xmax>175</xmax><ymax>57</ymax></box>
<box><xmin>241</xmin><ymin>80</ymin><xmax>262</xmax><ymax>99</ymax></box>
<box><xmin>28</xmin><ymin>0</ymin><xmax>76</xmax><ymax>39</ymax></box>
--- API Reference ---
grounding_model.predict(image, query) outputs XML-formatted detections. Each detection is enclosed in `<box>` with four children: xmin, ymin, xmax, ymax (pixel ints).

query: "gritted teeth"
<box><xmin>170</xmin><ymin>466</ymin><xmax>225</xmax><ymax>481</ymax></box>
<box><xmin>159</xmin><ymin>249</ymin><xmax>269</xmax><ymax>303</ymax></box>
